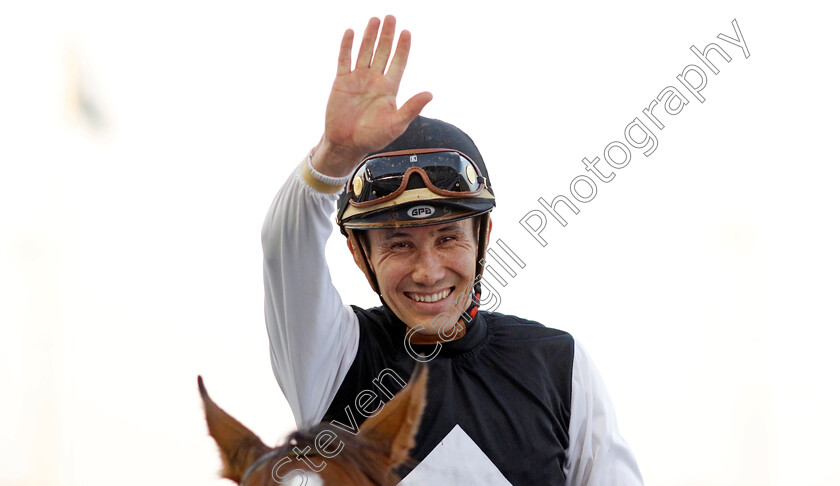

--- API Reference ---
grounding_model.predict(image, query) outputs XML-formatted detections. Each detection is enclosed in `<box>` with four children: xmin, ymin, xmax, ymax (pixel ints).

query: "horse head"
<box><xmin>199</xmin><ymin>365</ymin><xmax>428</xmax><ymax>485</ymax></box>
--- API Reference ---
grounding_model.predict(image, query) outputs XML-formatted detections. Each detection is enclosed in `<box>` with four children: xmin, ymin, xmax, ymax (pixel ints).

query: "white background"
<box><xmin>1</xmin><ymin>1</ymin><xmax>838</xmax><ymax>485</ymax></box>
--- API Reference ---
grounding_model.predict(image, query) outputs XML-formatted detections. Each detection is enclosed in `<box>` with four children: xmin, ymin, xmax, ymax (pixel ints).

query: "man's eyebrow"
<box><xmin>381</xmin><ymin>230</ymin><xmax>411</xmax><ymax>241</ymax></box>
<box><xmin>433</xmin><ymin>224</ymin><xmax>464</xmax><ymax>234</ymax></box>
<box><xmin>380</xmin><ymin>224</ymin><xmax>464</xmax><ymax>241</ymax></box>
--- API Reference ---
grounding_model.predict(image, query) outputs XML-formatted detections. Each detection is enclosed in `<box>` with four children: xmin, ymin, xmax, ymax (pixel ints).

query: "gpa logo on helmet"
<box><xmin>408</xmin><ymin>205</ymin><xmax>435</xmax><ymax>218</ymax></box>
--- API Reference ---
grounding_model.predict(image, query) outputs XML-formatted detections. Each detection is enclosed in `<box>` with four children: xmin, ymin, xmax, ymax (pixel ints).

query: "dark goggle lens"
<box><xmin>358</xmin><ymin>175</ymin><xmax>402</xmax><ymax>201</ymax></box>
<box><xmin>352</xmin><ymin>152</ymin><xmax>481</xmax><ymax>203</ymax></box>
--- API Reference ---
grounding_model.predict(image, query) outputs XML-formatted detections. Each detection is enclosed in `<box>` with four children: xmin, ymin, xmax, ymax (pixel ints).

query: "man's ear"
<box><xmin>346</xmin><ymin>235</ymin><xmax>365</xmax><ymax>272</ymax></box>
<box><xmin>473</xmin><ymin>216</ymin><xmax>492</xmax><ymax>240</ymax></box>
<box><xmin>347</xmin><ymin>231</ymin><xmax>381</xmax><ymax>295</ymax></box>
<box><xmin>475</xmin><ymin>216</ymin><xmax>492</xmax><ymax>251</ymax></box>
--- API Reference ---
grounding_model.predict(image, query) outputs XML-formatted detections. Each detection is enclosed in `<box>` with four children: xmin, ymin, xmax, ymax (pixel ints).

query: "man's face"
<box><xmin>360</xmin><ymin>219</ymin><xmax>479</xmax><ymax>334</ymax></box>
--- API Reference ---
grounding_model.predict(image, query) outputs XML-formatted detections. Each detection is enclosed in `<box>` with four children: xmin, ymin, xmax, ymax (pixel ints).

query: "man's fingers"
<box><xmin>355</xmin><ymin>17</ymin><xmax>380</xmax><ymax>70</ymax></box>
<box><xmin>371</xmin><ymin>15</ymin><xmax>396</xmax><ymax>73</ymax></box>
<box><xmin>386</xmin><ymin>30</ymin><xmax>411</xmax><ymax>84</ymax></box>
<box><xmin>337</xmin><ymin>29</ymin><xmax>354</xmax><ymax>75</ymax></box>
<box><xmin>397</xmin><ymin>91</ymin><xmax>433</xmax><ymax>125</ymax></box>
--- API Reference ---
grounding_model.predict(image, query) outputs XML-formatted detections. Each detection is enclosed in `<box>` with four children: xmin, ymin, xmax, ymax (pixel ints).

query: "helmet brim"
<box><xmin>340</xmin><ymin>198</ymin><xmax>494</xmax><ymax>231</ymax></box>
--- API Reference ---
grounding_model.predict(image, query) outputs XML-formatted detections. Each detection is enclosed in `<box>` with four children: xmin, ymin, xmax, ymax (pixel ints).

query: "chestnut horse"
<box><xmin>199</xmin><ymin>366</ymin><xmax>427</xmax><ymax>485</ymax></box>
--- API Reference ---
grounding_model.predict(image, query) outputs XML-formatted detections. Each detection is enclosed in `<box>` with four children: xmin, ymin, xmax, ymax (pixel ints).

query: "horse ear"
<box><xmin>359</xmin><ymin>364</ymin><xmax>428</xmax><ymax>467</ymax></box>
<box><xmin>198</xmin><ymin>376</ymin><xmax>271</xmax><ymax>483</ymax></box>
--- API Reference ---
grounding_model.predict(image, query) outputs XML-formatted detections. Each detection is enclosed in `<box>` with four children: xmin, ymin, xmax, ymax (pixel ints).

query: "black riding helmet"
<box><xmin>336</xmin><ymin>116</ymin><xmax>495</xmax><ymax>232</ymax></box>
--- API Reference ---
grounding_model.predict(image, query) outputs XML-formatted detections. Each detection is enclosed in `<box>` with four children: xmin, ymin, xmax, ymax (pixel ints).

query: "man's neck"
<box><xmin>406</xmin><ymin>319</ymin><xmax>466</xmax><ymax>345</ymax></box>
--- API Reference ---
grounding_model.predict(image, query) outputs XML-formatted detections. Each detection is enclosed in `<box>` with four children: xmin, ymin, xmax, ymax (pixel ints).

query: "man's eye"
<box><xmin>391</xmin><ymin>242</ymin><xmax>410</xmax><ymax>250</ymax></box>
<box><xmin>439</xmin><ymin>236</ymin><xmax>455</xmax><ymax>244</ymax></box>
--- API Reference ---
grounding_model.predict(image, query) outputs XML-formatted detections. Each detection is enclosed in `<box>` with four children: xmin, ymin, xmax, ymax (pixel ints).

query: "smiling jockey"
<box><xmin>262</xmin><ymin>16</ymin><xmax>644</xmax><ymax>485</ymax></box>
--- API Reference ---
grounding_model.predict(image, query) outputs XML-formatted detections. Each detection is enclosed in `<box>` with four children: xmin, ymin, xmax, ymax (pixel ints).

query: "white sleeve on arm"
<box><xmin>564</xmin><ymin>341</ymin><xmax>644</xmax><ymax>486</ymax></box>
<box><xmin>261</xmin><ymin>155</ymin><xmax>360</xmax><ymax>429</ymax></box>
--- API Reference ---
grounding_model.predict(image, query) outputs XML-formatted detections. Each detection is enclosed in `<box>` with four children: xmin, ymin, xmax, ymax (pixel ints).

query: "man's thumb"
<box><xmin>397</xmin><ymin>91</ymin><xmax>433</xmax><ymax>125</ymax></box>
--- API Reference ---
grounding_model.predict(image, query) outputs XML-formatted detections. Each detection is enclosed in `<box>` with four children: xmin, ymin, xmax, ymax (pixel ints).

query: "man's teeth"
<box><xmin>409</xmin><ymin>289</ymin><xmax>452</xmax><ymax>303</ymax></box>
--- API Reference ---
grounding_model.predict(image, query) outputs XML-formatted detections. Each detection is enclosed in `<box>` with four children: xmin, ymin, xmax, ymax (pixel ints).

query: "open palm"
<box><xmin>316</xmin><ymin>16</ymin><xmax>432</xmax><ymax>177</ymax></box>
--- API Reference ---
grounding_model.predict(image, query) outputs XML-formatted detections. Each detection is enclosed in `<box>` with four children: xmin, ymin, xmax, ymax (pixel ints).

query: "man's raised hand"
<box><xmin>311</xmin><ymin>16</ymin><xmax>433</xmax><ymax>177</ymax></box>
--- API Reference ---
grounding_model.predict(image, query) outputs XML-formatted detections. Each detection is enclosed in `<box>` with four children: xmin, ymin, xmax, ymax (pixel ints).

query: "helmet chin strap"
<box><xmin>467</xmin><ymin>212</ymin><xmax>492</xmax><ymax>321</ymax></box>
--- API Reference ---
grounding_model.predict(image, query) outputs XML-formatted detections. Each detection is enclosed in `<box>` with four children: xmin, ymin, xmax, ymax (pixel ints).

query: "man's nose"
<box><xmin>412</xmin><ymin>247</ymin><xmax>445</xmax><ymax>285</ymax></box>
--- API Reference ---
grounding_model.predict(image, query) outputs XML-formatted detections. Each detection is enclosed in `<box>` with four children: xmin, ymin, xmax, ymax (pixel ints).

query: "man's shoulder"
<box><xmin>350</xmin><ymin>304</ymin><xmax>400</xmax><ymax>330</ymax></box>
<box><xmin>481</xmin><ymin>310</ymin><xmax>574</xmax><ymax>340</ymax></box>
<box><xmin>349</xmin><ymin>304</ymin><xmax>402</xmax><ymax>343</ymax></box>
<box><xmin>481</xmin><ymin>310</ymin><xmax>570</xmax><ymax>332</ymax></box>
<box><xmin>350</xmin><ymin>304</ymin><xmax>389</xmax><ymax>320</ymax></box>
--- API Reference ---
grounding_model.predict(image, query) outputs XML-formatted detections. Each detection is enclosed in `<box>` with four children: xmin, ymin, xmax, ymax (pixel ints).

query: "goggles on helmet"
<box><xmin>346</xmin><ymin>148</ymin><xmax>487</xmax><ymax>208</ymax></box>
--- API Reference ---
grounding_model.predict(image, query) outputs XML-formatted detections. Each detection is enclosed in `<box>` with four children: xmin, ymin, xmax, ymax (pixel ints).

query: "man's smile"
<box><xmin>405</xmin><ymin>287</ymin><xmax>454</xmax><ymax>304</ymax></box>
